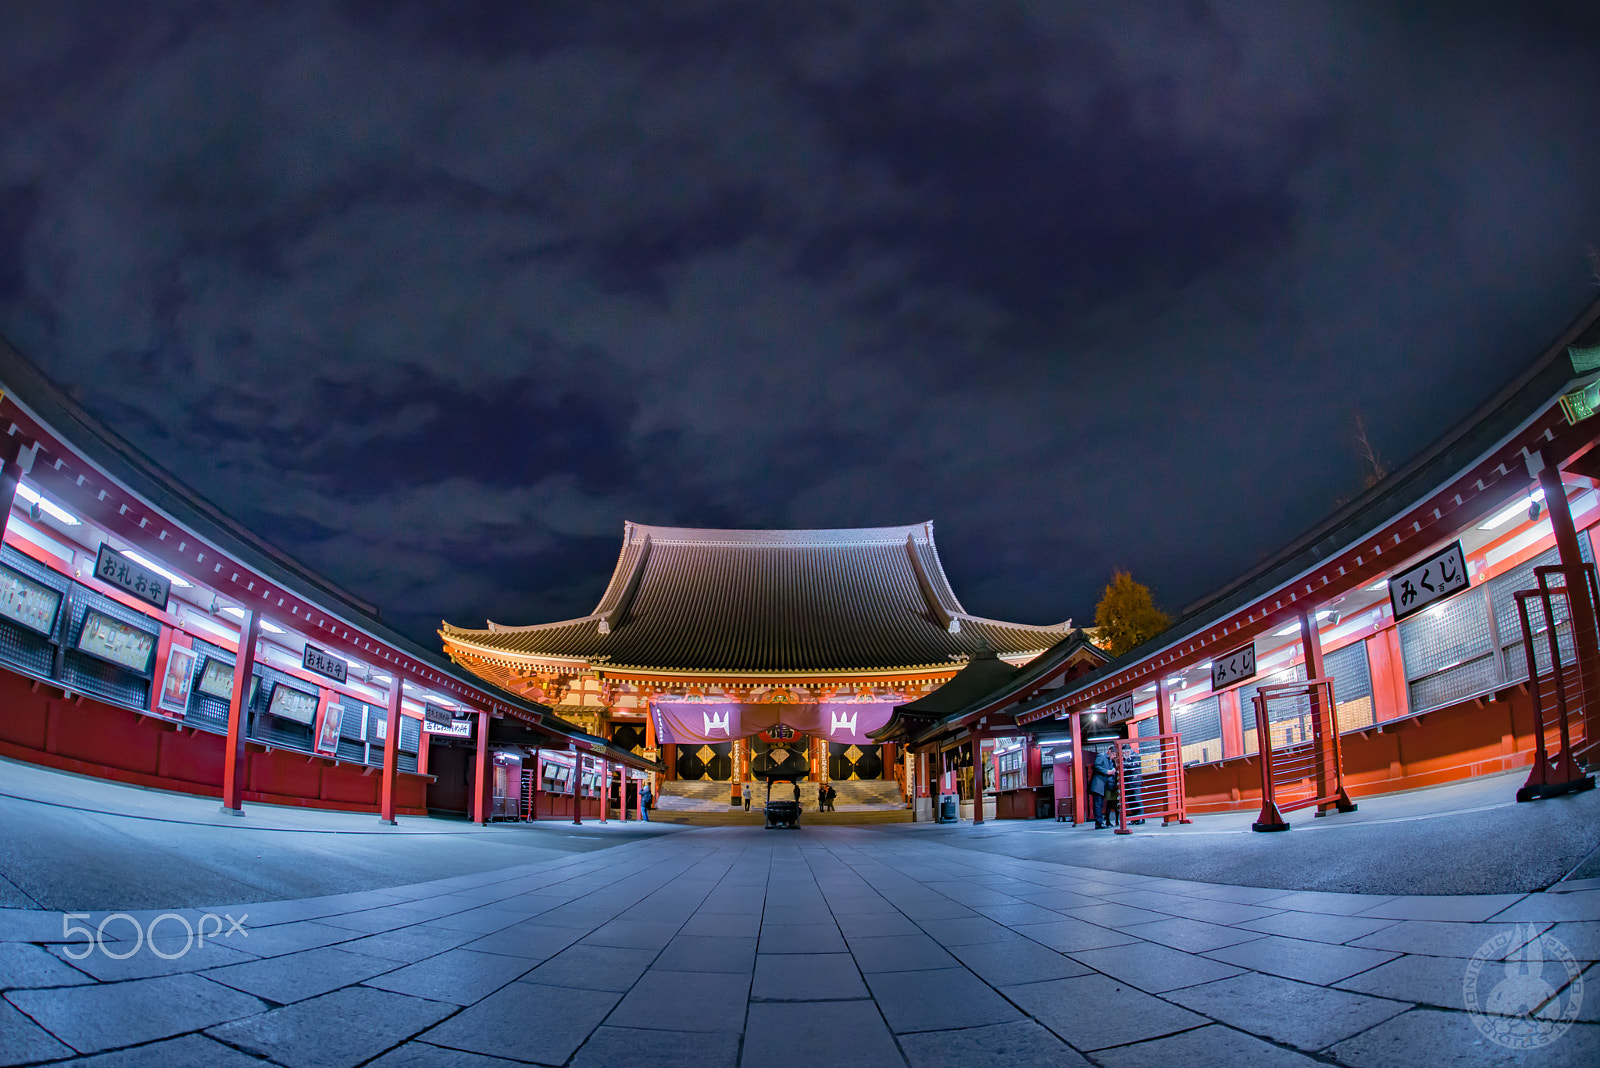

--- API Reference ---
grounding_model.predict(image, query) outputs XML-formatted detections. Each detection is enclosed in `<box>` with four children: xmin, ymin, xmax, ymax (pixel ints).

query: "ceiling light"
<box><xmin>1365</xmin><ymin>580</ymin><xmax>1387</xmax><ymax>591</ymax></box>
<box><xmin>120</xmin><ymin>549</ymin><xmax>192</xmax><ymax>588</ymax></box>
<box><xmin>219</xmin><ymin>606</ymin><xmax>284</xmax><ymax>633</ymax></box>
<box><xmin>14</xmin><ymin>484</ymin><xmax>80</xmax><ymax>525</ymax></box>
<box><xmin>1480</xmin><ymin>490</ymin><xmax>1546</xmax><ymax>531</ymax></box>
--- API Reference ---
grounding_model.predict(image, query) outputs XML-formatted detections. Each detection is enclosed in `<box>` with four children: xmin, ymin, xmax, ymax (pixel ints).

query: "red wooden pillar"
<box><xmin>971</xmin><ymin>733</ymin><xmax>984</xmax><ymax>824</ymax></box>
<box><xmin>571</xmin><ymin>747</ymin><xmax>583</xmax><ymax>825</ymax></box>
<box><xmin>1154</xmin><ymin>678</ymin><xmax>1180</xmax><ymax>824</ymax></box>
<box><xmin>1540</xmin><ymin>461</ymin><xmax>1600</xmax><ymax>744</ymax></box>
<box><xmin>1069</xmin><ymin>710</ymin><xmax>1086</xmax><ymax>825</ymax></box>
<box><xmin>599</xmin><ymin>759</ymin><xmax>610</xmax><ymax>823</ymax></box>
<box><xmin>1220</xmin><ymin>689</ymin><xmax>1245</xmax><ymax>759</ymax></box>
<box><xmin>221</xmin><ymin>609</ymin><xmax>262</xmax><ymax>815</ymax></box>
<box><xmin>379</xmin><ymin>678</ymin><xmax>404</xmax><ymax>824</ymax></box>
<box><xmin>530</xmin><ymin>748</ymin><xmax>541</xmax><ymax>820</ymax></box>
<box><xmin>472</xmin><ymin>709</ymin><xmax>490</xmax><ymax>824</ymax></box>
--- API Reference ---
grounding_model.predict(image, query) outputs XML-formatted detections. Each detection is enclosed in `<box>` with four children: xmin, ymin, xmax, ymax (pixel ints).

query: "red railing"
<box><xmin>1513</xmin><ymin>563</ymin><xmax>1598</xmax><ymax>801</ymax></box>
<box><xmin>1111</xmin><ymin>733</ymin><xmax>1190</xmax><ymax>834</ymax></box>
<box><xmin>1251</xmin><ymin>678</ymin><xmax>1356</xmax><ymax>831</ymax></box>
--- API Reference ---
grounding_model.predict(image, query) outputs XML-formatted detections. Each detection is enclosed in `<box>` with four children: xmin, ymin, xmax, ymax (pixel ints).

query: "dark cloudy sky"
<box><xmin>2</xmin><ymin>2</ymin><xmax>1599</xmax><ymax>649</ymax></box>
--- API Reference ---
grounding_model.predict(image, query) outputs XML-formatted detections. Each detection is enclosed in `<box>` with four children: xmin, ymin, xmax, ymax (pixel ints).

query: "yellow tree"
<box><xmin>1093</xmin><ymin>570</ymin><xmax>1172</xmax><ymax>658</ymax></box>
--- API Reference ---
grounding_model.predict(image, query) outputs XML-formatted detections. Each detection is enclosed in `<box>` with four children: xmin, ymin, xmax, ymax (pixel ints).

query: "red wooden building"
<box><xmin>881</xmin><ymin>296</ymin><xmax>1600</xmax><ymax>825</ymax></box>
<box><xmin>0</xmin><ymin>334</ymin><xmax>658</xmax><ymax>823</ymax></box>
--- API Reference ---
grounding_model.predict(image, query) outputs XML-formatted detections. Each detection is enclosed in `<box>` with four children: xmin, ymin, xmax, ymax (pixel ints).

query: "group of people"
<box><xmin>737</xmin><ymin>780</ymin><xmax>836</xmax><ymax>810</ymax></box>
<box><xmin>1086</xmin><ymin>745</ymin><xmax>1145</xmax><ymax>829</ymax></box>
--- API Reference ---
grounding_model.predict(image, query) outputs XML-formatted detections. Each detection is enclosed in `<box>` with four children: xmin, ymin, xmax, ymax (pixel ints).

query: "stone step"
<box><xmin>648</xmin><ymin>808</ymin><xmax>913</xmax><ymax>826</ymax></box>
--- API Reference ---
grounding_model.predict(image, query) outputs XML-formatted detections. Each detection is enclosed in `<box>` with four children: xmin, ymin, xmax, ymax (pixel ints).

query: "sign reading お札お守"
<box><xmin>93</xmin><ymin>545</ymin><xmax>169</xmax><ymax>610</ymax></box>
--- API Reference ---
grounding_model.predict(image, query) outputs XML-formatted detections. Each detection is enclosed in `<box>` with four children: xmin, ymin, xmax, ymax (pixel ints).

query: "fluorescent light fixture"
<box><xmin>218</xmin><ymin>606</ymin><xmax>284</xmax><ymax>633</ymax></box>
<box><xmin>1480</xmin><ymin>489</ymin><xmax>1546</xmax><ymax>531</ymax></box>
<box><xmin>1273</xmin><ymin>610</ymin><xmax>1334</xmax><ymax>636</ymax></box>
<box><xmin>15</xmin><ymin>484</ymin><xmax>80</xmax><ymax>525</ymax></box>
<box><xmin>120</xmin><ymin>549</ymin><xmax>192</xmax><ymax>588</ymax></box>
<box><xmin>1365</xmin><ymin>579</ymin><xmax>1388</xmax><ymax>591</ymax></box>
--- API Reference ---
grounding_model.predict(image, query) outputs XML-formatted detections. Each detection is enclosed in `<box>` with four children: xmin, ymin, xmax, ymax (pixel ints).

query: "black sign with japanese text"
<box><xmin>1388</xmin><ymin>541</ymin><xmax>1470</xmax><ymax>621</ymax></box>
<box><xmin>93</xmin><ymin>545</ymin><xmax>169</xmax><ymax>611</ymax></box>
<box><xmin>301</xmin><ymin>643</ymin><xmax>348</xmax><ymax>684</ymax></box>
<box><xmin>423</xmin><ymin>701</ymin><xmax>453</xmax><ymax>727</ymax></box>
<box><xmin>1211</xmin><ymin>643</ymin><xmax>1258</xmax><ymax>691</ymax></box>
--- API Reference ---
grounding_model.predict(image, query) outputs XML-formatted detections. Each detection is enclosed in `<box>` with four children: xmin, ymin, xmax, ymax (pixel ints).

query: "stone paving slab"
<box><xmin>898</xmin><ymin>1019</ymin><xmax>1093</xmax><ymax>1068</ymax></box>
<box><xmin>0</xmin><ymin>941</ymin><xmax>96</xmax><ymax>989</ymax></box>
<box><xmin>210</xmin><ymin>985</ymin><xmax>456</xmax><ymax>1068</ymax></box>
<box><xmin>1001</xmin><ymin>972</ymin><xmax>1209</xmax><ymax>1050</ymax></box>
<box><xmin>204</xmin><ymin>944</ymin><xmax>399</xmax><ymax>1003</ymax></box>
<box><xmin>1164</xmin><ymin>971</ymin><xmax>1412</xmax><ymax>1050</ymax></box>
<box><xmin>1095</xmin><ymin>1022</ymin><xmax>1327</xmax><ymax>1067</ymax></box>
<box><xmin>1327</xmin><ymin>1008</ymin><xmax>1600</xmax><ymax>1067</ymax></box>
<box><xmin>7</xmin><ymin>972</ymin><xmax>266</xmax><ymax>1054</ymax></box>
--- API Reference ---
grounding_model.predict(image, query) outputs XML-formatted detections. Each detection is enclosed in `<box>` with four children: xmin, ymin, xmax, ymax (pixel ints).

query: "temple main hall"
<box><xmin>440</xmin><ymin>521</ymin><xmax>1071</xmax><ymax>801</ymax></box>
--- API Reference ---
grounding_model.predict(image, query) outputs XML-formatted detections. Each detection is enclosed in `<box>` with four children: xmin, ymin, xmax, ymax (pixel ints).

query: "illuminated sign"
<box><xmin>0</xmin><ymin>563</ymin><xmax>61</xmax><ymax>636</ymax></box>
<box><xmin>92</xmin><ymin>545</ymin><xmax>170</xmax><ymax>610</ymax></box>
<box><xmin>196</xmin><ymin>657</ymin><xmax>235</xmax><ymax>700</ymax></box>
<box><xmin>76</xmin><ymin>609</ymin><xmax>157</xmax><ymax>675</ymax></box>
<box><xmin>301</xmin><ymin>644</ymin><xmax>348</xmax><ymax>684</ymax></box>
<box><xmin>267</xmin><ymin>682</ymin><xmax>318</xmax><ymax>725</ymax></box>
<box><xmin>1211</xmin><ymin>643</ymin><xmax>1258</xmax><ymax>691</ymax></box>
<box><xmin>1388</xmin><ymin>541</ymin><xmax>1469</xmax><ymax>622</ymax></box>
<box><xmin>425</xmin><ymin>714</ymin><xmax>473</xmax><ymax>738</ymax></box>
<box><xmin>1106</xmin><ymin>694</ymin><xmax>1136</xmax><ymax>724</ymax></box>
<box><xmin>1558</xmin><ymin>379</ymin><xmax>1600</xmax><ymax>425</ymax></box>
<box><xmin>315</xmin><ymin>702</ymin><xmax>344</xmax><ymax>755</ymax></box>
<box><xmin>157</xmin><ymin>644</ymin><xmax>197</xmax><ymax>717</ymax></box>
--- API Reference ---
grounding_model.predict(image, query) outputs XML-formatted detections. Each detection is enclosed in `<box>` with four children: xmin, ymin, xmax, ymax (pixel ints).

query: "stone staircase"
<box><xmin>652</xmin><ymin>778</ymin><xmax>910</xmax><ymax>825</ymax></box>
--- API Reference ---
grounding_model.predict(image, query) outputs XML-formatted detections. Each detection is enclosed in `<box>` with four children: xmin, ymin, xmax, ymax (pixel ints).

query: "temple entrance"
<box><xmin>828</xmin><ymin>741</ymin><xmax>883</xmax><ymax>781</ymax></box>
<box><xmin>751</xmin><ymin>729</ymin><xmax>812</xmax><ymax>781</ymax></box>
<box><xmin>674</xmin><ymin>741</ymin><xmax>734</xmax><ymax>781</ymax></box>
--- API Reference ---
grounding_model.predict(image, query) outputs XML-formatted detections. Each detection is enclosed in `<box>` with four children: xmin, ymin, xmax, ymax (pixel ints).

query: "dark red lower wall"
<box><xmin>0</xmin><ymin>669</ymin><xmax>428</xmax><ymax>814</ymax></box>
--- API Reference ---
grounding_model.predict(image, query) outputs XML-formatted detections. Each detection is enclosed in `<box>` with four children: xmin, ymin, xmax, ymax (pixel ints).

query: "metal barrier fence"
<box><xmin>1514</xmin><ymin>563</ymin><xmax>1597</xmax><ymax>801</ymax></box>
<box><xmin>1251</xmin><ymin>678</ymin><xmax>1356</xmax><ymax>831</ymax></box>
<box><xmin>1111</xmin><ymin>733</ymin><xmax>1190</xmax><ymax>834</ymax></box>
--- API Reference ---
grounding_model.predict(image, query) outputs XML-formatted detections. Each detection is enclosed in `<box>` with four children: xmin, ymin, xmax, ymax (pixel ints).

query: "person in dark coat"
<box><xmin>1087</xmin><ymin>748</ymin><xmax>1115</xmax><ymax>829</ymax></box>
<box><xmin>1121</xmin><ymin>745</ymin><xmax>1145</xmax><ymax>825</ymax></box>
<box><xmin>826</xmin><ymin>783</ymin><xmax>837</xmax><ymax>811</ymax></box>
<box><xmin>641</xmin><ymin>782</ymin><xmax>652</xmax><ymax>821</ymax></box>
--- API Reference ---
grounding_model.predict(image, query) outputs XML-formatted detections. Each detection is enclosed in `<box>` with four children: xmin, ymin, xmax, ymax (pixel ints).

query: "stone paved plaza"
<box><xmin>3</xmin><ymin>814</ymin><xmax>1598</xmax><ymax>1067</ymax></box>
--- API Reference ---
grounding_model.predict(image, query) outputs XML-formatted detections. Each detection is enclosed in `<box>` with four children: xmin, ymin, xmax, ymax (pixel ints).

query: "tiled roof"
<box><xmin>442</xmin><ymin>521</ymin><xmax>1069</xmax><ymax>673</ymax></box>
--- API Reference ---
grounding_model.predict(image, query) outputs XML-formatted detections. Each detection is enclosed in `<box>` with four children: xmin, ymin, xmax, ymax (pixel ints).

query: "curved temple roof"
<box><xmin>442</xmin><ymin>521</ymin><xmax>1070</xmax><ymax>674</ymax></box>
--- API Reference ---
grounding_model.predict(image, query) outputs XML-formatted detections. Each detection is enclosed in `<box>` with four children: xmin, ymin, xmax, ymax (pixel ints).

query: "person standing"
<box><xmin>641</xmin><ymin>781</ymin><xmax>653</xmax><ymax>821</ymax></box>
<box><xmin>1088</xmin><ymin>748</ymin><xmax>1114</xmax><ymax>829</ymax></box>
<box><xmin>1121</xmin><ymin>744</ymin><xmax>1145</xmax><ymax>825</ymax></box>
<box><xmin>744</xmin><ymin>780</ymin><xmax>753</xmax><ymax>811</ymax></box>
<box><xmin>826</xmin><ymin>783</ymin><xmax>837</xmax><ymax>811</ymax></box>
<box><xmin>818</xmin><ymin>781</ymin><xmax>827</xmax><ymax>811</ymax></box>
